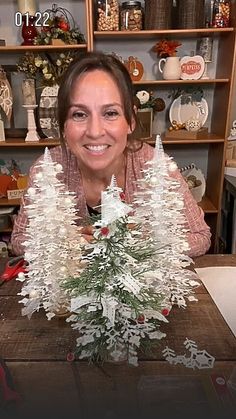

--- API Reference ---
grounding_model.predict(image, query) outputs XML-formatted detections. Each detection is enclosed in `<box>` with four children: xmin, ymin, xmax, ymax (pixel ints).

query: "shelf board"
<box><xmin>0</xmin><ymin>198</ymin><xmax>21</xmax><ymax>207</ymax></box>
<box><xmin>94</xmin><ymin>28</ymin><xmax>234</xmax><ymax>38</ymax></box>
<box><xmin>0</xmin><ymin>44</ymin><xmax>87</xmax><ymax>52</ymax></box>
<box><xmin>145</xmin><ymin>133</ymin><xmax>225</xmax><ymax>145</ymax></box>
<box><xmin>0</xmin><ymin>139</ymin><xmax>60</xmax><ymax>147</ymax></box>
<box><xmin>198</xmin><ymin>196</ymin><xmax>218</xmax><ymax>213</ymax></box>
<box><xmin>162</xmin><ymin>133</ymin><xmax>225</xmax><ymax>144</ymax></box>
<box><xmin>0</xmin><ymin>227</ymin><xmax>12</xmax><ymax>233</ymax></box>
<box><xmin>133</xmin><ymin>79</ymin><xmax>229</xmax><ymax>85</ymax></box>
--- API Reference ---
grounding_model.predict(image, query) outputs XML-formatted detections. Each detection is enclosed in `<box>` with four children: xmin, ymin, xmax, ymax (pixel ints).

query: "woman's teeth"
<box><xmin>85</xmin><ymin>145</ymin><xmax>109</xmax><ymax>152</ymax></box>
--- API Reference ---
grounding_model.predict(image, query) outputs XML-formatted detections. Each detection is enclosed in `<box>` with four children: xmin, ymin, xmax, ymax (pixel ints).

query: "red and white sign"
<box><xmin>180</xmin><ymin>55</ymin><xmax>205</xmax><ymax>80</ymax></box>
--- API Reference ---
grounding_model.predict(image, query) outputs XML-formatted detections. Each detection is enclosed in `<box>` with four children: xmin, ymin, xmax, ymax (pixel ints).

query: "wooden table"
<box><xmin>0</xmin><ymin>255</ymin><xmax>236</xmax><ymax>419</ymax></box>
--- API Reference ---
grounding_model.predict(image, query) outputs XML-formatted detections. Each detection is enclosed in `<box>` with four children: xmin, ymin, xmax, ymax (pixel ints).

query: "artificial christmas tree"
<box><xmin>65</xmin><ymin>178</ymin><xmax>169</xmax><ymax>365</ymax></box>
<box><xmin>18</xmin><ymin>147</ymin><xmax>83</xmax><ymax>319</ymax></box>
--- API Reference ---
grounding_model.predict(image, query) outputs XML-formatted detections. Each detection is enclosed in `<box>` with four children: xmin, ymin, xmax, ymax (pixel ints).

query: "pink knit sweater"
<box><xmin>11</xmin><ymin>143</ymin><xmax>211</xmax><ymax>257</ymax></box>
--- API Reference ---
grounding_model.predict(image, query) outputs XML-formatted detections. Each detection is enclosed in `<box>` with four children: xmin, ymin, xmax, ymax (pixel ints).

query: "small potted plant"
<box><xmin>131</xmin><ymin>90</ymin><xmax>165</xmax><ymax>140</ymax></box>
<box><xmin>152</xmin><ymin>39</ymin><xmax>182</xmax><ymax>80</ymax></box>
<box><xmin>152</xmin><ymin>39</ymin><xmax>182</xmax><ymax>58</ymax></box>
<box><xmin>135</xmin><ymin>90</ymin><xmax>165</xmax><ymax>113</ymax></box>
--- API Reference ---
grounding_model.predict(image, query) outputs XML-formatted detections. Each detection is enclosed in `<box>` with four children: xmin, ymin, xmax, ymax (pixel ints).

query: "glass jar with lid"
<box><xmin>212</xmin><ymin>0</ymin><xmax>231</xmax><ymax>27</ymax></box>
<box><xmin>120</xmin><ymin>1</ymin><xmax>143</xmax><ymax>31</ymax></box>
<box><xmin>96</xmin><ymin>0</ymin><xmax>119</xmax><ymax>31</ymax></box>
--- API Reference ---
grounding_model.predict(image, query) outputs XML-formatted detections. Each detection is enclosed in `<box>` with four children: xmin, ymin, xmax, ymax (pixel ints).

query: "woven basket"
<box><xmin>177</xmin><ymin>0</ymin><xmax>205</xmax><ymax>29</ymax></box>
<box><xmin>144</xmin><ymin>0</ymin><xmax>172</xmax><ymax>29</ymax></box>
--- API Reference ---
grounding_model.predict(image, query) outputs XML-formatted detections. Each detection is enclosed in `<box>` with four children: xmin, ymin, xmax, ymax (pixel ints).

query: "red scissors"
<box><xmin>0</xmin><ymin>256</ymin><xmax>28</xmax><ymax>286</ymax></box>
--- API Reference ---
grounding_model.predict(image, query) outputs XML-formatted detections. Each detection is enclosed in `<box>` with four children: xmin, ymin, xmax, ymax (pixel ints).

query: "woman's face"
<box><xmin>64</xmin><ymin>69</ymin><xmax>133</xmax><ymax>174</ymax></box>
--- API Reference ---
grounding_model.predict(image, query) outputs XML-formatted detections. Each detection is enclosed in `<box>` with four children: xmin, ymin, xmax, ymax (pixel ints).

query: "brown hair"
<box><xmin>57</xmin><ymin>51</ymin><xmax>137</xmax><ymax>142</ymax></box>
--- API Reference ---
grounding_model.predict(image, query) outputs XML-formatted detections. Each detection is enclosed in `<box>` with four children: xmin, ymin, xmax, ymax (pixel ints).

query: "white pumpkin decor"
<box><xmin>180</xmin><ymin>55</ymin><xmax>205</xmax><ymax>80</ymax></box>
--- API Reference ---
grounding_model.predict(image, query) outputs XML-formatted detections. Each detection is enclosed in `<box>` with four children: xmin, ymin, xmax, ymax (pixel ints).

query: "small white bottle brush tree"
<box><xmin>18</xmin><ymin>147</ymin><xmax>83</xmax><ymax>320</ymax></box>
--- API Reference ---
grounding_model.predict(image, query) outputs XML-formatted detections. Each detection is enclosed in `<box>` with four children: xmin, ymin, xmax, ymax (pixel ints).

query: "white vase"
<box><xmin>158</xmin><ymin>56</ymin><xmax>181</xmax><ymax>80</ymax></box>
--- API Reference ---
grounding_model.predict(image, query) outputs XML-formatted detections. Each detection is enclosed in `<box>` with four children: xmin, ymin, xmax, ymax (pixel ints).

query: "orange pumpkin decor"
<box><xmin>7</xmin><ymin>178</ymin><xmax>18</xmax><ymax>191</ymax></box>
<box><xmin>124</xmin><ymin>56</ymin><xmax>144</xmax><ymax>81</ymax></box>
<box><xmin>0</xmin><ymin>174</ymin><xmax>11</xmax><ymax>197</ymax></box>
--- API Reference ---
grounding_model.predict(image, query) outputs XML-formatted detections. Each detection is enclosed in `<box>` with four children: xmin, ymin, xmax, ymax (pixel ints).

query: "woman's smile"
<box><xmin>83</xmin><ymin>144</ymin><xmax>110</xmax><ymax>155</ymax></box>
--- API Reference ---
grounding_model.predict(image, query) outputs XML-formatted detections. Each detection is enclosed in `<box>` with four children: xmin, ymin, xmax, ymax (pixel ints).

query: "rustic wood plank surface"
<box><xmin>1</xmin><ymin>294</ymin><xmax>235</xmax><ymax>361</ymax></box>
<box><xmin>0</xmin><ymin>255</ymin><xmax>236</xmax><ymax>419</ymax></box>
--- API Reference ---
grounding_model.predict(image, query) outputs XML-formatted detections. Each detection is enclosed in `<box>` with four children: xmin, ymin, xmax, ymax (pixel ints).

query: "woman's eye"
<box><xmin>104</xmin><ymin>110</ymin><xmax>119</xmax><ymax>119</ymax></box>
<box><xmin>72</xmin><ymin>111</ymin><xmax>87</xmax><ymax>121</ymax></box>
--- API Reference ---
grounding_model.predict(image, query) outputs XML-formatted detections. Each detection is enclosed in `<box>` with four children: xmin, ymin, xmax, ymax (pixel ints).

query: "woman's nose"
<box><xmin>86</xmin><ymin>114</ymin><xmax>105</xmax><ymax>139</ymax></box>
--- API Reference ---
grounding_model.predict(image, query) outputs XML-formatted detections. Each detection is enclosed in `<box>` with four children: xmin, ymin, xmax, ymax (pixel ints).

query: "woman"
<box><xmin>11</xmin><ymin>51</ymin><xmax>211</xmax><ymax>256</ymax></box>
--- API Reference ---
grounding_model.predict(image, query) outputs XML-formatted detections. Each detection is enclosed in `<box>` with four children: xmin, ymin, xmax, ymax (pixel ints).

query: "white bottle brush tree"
<box><xmin>18</xmin><ymin>148</ymin><xmax>83</xmax><ymax>320</ymax></box>
<box><xmin>132</xmin><ymin>134</ymin><xmax>199</xmax><ymax>309</ymax></box>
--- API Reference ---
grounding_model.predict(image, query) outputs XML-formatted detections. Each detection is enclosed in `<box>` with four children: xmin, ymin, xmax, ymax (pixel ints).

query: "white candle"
<box><xmin>22</xmin><ymin>79</ymin><xmax>36</xmax><ymax>105</ymax></box>
<box><xmin>17</xmin><ymin>0</ymin><xmax>36</xmax><ymax>16</ymax></box>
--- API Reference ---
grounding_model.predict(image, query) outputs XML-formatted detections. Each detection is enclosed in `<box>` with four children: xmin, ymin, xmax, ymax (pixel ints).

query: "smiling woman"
<box><xmin>11</xmin><ymin>51</ymin><xmax>211</xmax><ymax>258</ymax></box>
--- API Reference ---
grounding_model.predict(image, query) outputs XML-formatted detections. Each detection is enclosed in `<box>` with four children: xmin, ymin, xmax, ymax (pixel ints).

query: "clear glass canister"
<box><xmin>120</xmin><ymin>1</ymin><xmax>143</xmax><ymax>31</ymax></box>
<box><xmin>212</xmin><ymin>0</ymin><xmax>231</xmax><ymax>27</ymax></box>
<box><xmin>96</xmin><ymin>0</ymin><xmax>119</xmax><ymax>31</ymax></box>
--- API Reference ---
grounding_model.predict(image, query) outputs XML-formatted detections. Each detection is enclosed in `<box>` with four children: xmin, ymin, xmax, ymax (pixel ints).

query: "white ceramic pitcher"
<box><xmin>158</xmin><ymin>56</ymin><xmax>181</xmax><ymax>80</ymax></box>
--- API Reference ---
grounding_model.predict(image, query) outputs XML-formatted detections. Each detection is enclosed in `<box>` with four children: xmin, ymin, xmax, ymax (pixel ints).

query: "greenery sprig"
<box><xmin>17</xmin><ymin>51</ymin><xmax>78</xmax><ymax>87</ymax></box>
<box><xmin>169</xmin><ymin>87</ymin><xmax>204</xmax><ymax>105</ymax></box>
<box><xmin>33</xmin><ymin>4</ymin><xmax>85</xmax><ymax>45</ymax></box>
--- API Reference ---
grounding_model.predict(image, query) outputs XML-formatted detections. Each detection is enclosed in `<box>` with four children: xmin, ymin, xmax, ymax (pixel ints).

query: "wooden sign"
<box><xmin>180</xmin><ymin>55</ymin><xmax>205</xmax><ymax>80</ymax></box>
<box><xmin>165</xmin><ymin>127</ymin><xmax>208</xmax><ymax>140</ymax></box>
